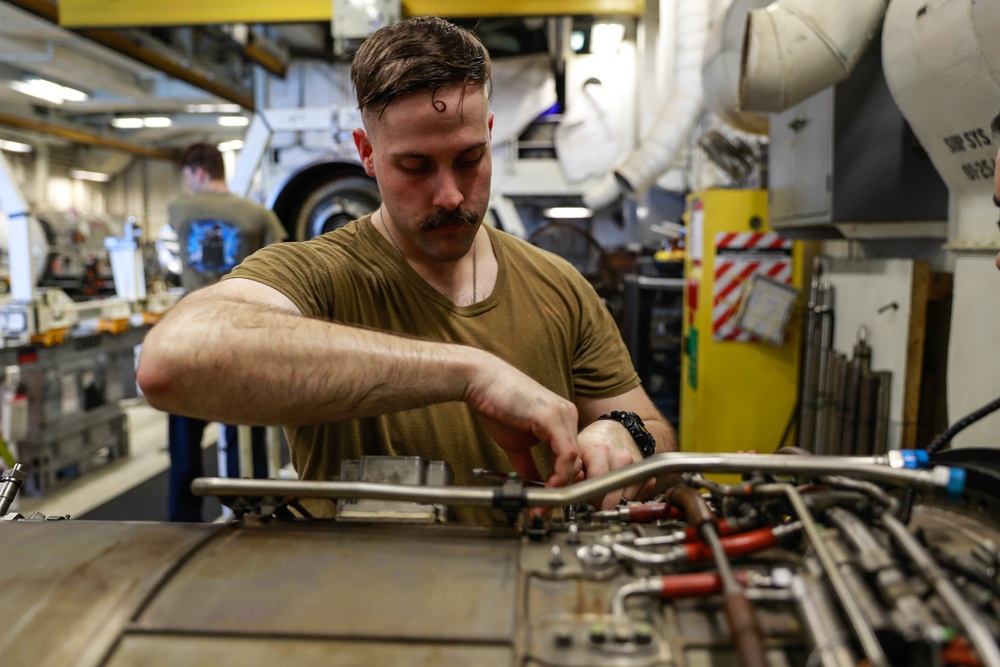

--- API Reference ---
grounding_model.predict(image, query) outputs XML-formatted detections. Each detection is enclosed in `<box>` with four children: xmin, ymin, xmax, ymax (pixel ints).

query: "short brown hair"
<box><xmin>178</xmin><ymin>142</ymin><xmax>225</xmax><ymax>180</ymax></box>
<box><xmin>351</xmin><ymin>15</ymin><xmax>491</xmax><ymax>116</ymax></box>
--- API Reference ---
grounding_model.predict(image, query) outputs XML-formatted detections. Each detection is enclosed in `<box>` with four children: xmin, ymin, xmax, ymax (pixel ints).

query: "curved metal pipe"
<box><xmin>755</xmin><ymin>483</ymin><xmax>889</xmax><ymax>667</ymax></box>
<box><xmin>193</xmin><ymin>453</ymin><xmax>960</xmax><ymax>507</ymax></box>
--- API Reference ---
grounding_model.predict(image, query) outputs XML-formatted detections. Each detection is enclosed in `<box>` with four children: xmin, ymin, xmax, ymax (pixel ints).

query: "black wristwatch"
<box><xmin>598</xmin><ymin>411</ymin><xmax>656</xmax><ymax>458</ymax></box>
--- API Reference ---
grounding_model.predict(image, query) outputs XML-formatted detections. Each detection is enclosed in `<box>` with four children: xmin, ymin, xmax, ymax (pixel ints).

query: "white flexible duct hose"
<box><xmin>583</xmin><ymin>0</ymin><xmax>711</xmax><ymax>208</ymax></box>
<box><xmin>702</xmin><ymin>0</ymin><xmax>772</xmax><ymax>135</ymax></box>
<box><xmin>739</xmin><ymin>0</ymin><xmax>889</xmax><ymax>113</ymax></box>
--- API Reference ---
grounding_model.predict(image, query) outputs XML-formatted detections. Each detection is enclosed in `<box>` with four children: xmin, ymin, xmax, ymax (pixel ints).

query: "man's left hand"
<box><xmin>576</xmin><ymin>420</ymin><xmax>656</xmax><ymax>510</ymax></box>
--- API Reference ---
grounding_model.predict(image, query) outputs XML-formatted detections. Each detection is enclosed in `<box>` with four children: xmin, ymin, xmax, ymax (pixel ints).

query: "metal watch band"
<box><xmin>598</xmin><ymin>411</ymin><xmax>656</xmax><ymax>458</ymax></box>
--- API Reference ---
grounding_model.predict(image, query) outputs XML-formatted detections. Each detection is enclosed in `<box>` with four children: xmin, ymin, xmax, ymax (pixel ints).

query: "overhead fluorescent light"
<box><xmin>111</xmin><ymin>117</ymin><xmax>172</xmax><ymax>128</ymax></box>
<box><xmin>542</xmin><ymin>206</ymin><xmax>593</xmax><ymax>219</ymax></box>
<box><xmin>142</xmin><ymin>117</ymin><xmax>172</xmax><ymax>128</ymax></box>
<box><xmin>217</xmin><ymin>116</ymin><xmax>249</xmax><ymax>127</ymax></box>
<box><xmin>590</xmin><ymin>22</ymin><xmax>625</xmax><ymax>55</ymax></box>
<box><xmin>71</xmin><ymin>169</ymin><xmax>112</xmax><ymax>182</ymax></box>
<box><xmin>10</xmin><ymin>78</ymin><xmax>88</xmax><ymax>104</ymax></box>
<box><xmin>218</xmin><ymin>140</ymin><xmax>244</xmax><ymax>152</ymax></box>
<box><xmin>111</xmin><ymin>117</ymin><xmax>144</xmax><ymax>129</ymax></box>
<box><xmin>185</xmin><ymin>103</ymin><xmax>242</xmax><ymax>113</ymax></box>
<box><xmin>0</xmin><ymin>140</ymin><xmax>32</xmax><ymax>153</ymax></box>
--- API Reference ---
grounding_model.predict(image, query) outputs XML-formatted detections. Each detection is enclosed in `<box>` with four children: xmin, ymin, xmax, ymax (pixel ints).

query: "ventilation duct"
<box><xmin>583</xmin><ymin>0</ymin><xmax>710</xmax><ymax>208</ymax></box>
<box><xmin>880</xmin><ymin>0</ymin><xmax>1000</xmax><ymax>448</ymax></box>
<box><xmin>739</xmin><ymin>0</ymin><xmax>889</xmax><ymax>113</ymax></box>
<box><xmin>702</xmin><ymin>0</ymin><xmax>771</xmax><ymax>135</ymax></box>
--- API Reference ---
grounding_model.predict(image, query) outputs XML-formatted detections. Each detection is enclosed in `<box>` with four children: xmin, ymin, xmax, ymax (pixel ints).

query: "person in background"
<box><xmin>138</xmin><ymin>17</ymin><xmax>676</xmax><ymax>526</ymax></box>
<box><xmin>164</xmin><ymin>142</ymin><xmax>288</xmax><ymax>522</ymax></box>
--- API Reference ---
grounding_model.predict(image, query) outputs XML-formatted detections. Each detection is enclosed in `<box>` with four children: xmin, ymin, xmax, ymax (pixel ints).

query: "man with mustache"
<box><xmin>137</xmin><ymin>16</ymin><xmax>676</xmax><ymax>525</ymax></box>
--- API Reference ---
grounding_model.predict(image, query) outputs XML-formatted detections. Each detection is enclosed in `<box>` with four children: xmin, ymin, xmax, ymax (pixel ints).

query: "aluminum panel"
<box><xmin>135</xmin><ymin>522</ymin><xmax>520</xmax><ymax>641</ymax></box>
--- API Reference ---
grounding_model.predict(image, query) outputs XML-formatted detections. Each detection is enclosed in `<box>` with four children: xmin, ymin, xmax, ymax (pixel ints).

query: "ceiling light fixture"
<box><xmin>217</xmin><ymin>116</ymin><xmax>250</xmax><ymax>127</ymax></box>
<box><xmin>70</xmin><ymin>169</ymin><xmax>112</xmax><ymax>182</ymax></box>
<box><xmin>111</xmin><ymin>117</ymin><xmax>172</xmax><ymax>128</ymax></box>
<box><xmin>590</xmin><ymin>22</ymin><xmax>626</xmax><ymax>55</ymax></box>
<box><xmin>0</xmin><ymin>140</ymin><xmax>32</xmax><ymax>153</ymax></box>
<box><xmin>218</xmin><ymin>140</ymin><xmax>244</xmax><ymax>152</ymax></box>
<box><xmin>185</xmin><ymin>103</ymin><xmax>242</xmax><ymax>114</ymax></box>
<box><xmin>542</xmin><ymin>206</ymin><xmax>593</xmax><ymax>219</ymax></box>
<box><xmin>111</xmin><ymin>117</ymin><xmax>144</xmax><ymax>129</ymax></box>
<box><xmin>10</xmin><ymin>78</ymin><xmax>88</xmax><ymax>105</ymax></box>
<box><xmin>142</xmin><ymin>117</ymin><xmax>172</xmax><ymax>128</ymax></box>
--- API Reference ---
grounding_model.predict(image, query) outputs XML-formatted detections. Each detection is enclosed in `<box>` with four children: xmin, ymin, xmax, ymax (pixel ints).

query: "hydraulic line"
<box><xmin>755</xmin><ymin>482</ymin><xmax>889</xmax><ymax>667</ymax></box>
<box><xmin>593</xmin><ymin>502</ymin><xmax>683</xmax><ymax>523</ymax></box>
<box><xmin>192</xmin><ymin>453</ymin><xmax>968</xmax><ymax>509</ymax></box>
<box><xmin>611</xmin><ymin>523</ymin><xmax>801</xmax><ymax>567</ymax></box>
<box><xmin>881</xmin><ymin>513</ymin><xmax>1000</xmax><ymax>667</ymax></box>
<box><xmin>632</xmin><ymin>515</ymin><xmax>757</xmax><ymax>547</ymax></box>
<box><xmin>926</xmin><ymin>393</ymin><xmax>1000</xmax><ymax>455</ymax></box>
<box><xmin>658</xmin><ymin>485</ymin><xmax>768</xmax><ymax>667</ymax></box>
<box><xmin>611</xmin><ymin>571</ymin><xmax>744</xmax><ymax>618</ymax></box>
<box><xmin>702</xmin><ymin>525</ymin><xmax>769</xmax><ymax>667</ymax></box>
<box><xmin>789</xmin><ymin>571</ymin><xmax>858</xmax><ymax>667</ymax></box>
<box><xmin>825</xmin><ymin>506</ymin><xmax>945</xmax><ymax>646</ymax></box>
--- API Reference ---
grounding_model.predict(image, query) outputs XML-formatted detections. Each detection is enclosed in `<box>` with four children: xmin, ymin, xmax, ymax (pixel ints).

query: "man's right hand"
<box><xmin>463</xmin><ymin>354</ymin><xmax>580</xmax><ymax>489</ymax></box>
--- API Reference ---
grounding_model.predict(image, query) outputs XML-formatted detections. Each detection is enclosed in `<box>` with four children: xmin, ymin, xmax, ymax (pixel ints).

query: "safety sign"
<box><xmin>712</xmin><ymin>232</ymin><xmax>792</xmax><ymax>341</ymax></box>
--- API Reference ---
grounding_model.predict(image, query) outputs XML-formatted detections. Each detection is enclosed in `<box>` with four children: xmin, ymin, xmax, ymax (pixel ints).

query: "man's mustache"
<box><xmin>418</xmin><ymin>208</ymin><xmax>478</xmax><ymax>231</ymax></box>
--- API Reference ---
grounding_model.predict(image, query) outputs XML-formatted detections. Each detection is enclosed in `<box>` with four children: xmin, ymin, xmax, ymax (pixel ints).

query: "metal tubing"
<box><xmin>192</xmin><ymin>453</ymin><xmax>960</xmax><ymax>507</ymax></box>
<box><xmin>813</xmin><ymin>283</ymin><xmax>835</xmax><ymax>454</ymax></box>
<box><xmin>841</xmin><ymin>330</ymin><xmax>872</xmax><ymax>456</ymax></box>
<box><xmin>704</xmin><ymin>520</ymin><xmax>770</xmax><ymax>667</ymax></box>
<box><xmin>815</xmin><ymin>348</ymin><xmax>833</xmax><ymax>455</ymax></box>
<box><xmin>881</xmin><ymin>513</ymin><xmax>1000</xmax><ymax>667</ymax></box>
<box><xmin>798</xmin><ymin>269</ymin><xmax>823</xmax><ymax>450</ymax></box>
<box><xmin>755</xmin><ymin>483</ymin><xmax>889</xmax><ymax>667</ymax></box>
<box><xmin>856</xmin><ymin>369</ymin><xmax>875</xmax><ymax>457</ymax></box>
<box><xmin>831</xmin><ymin>352</ymin><xmax>850</xmax><ymax>456</ymax></box>
<box><xmin>790</xmin><ymin>572</ymin><xmax>858</xmax><ymax>667</ymax></box>
<box><xmin>873</xmin><ymin>371</ymin><xmax>892</xmax><ymax>455</ymax></box>
<box><xmin>0</xmin><ymin>464</ymin><xmax>26</xmax><ymax>516</ymax></box>
<box><xmin>611</xmin><ymin>578</ymin><xmax>661</xmax><ymax>618</ymax></box>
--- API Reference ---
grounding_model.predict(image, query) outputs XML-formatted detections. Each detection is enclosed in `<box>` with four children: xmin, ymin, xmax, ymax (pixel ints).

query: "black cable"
<box><xmin>934</xmin><ymin>553</ymin><xmax>1000</xmax><ymax>599</ymax></box>
<box><xmin>773</xmin><ymin>396</ymin><xmax>800</xmax><ymax>453</ymax></box>
<box><xmin>925</xmin><ymin>394</ymin><xmax>1000</xmax><ymax>456</ymax></box>
<box><xmin>900</xmin><ymin>392</ymin><xmax>1000</xmax><ymax>525</ymax></box>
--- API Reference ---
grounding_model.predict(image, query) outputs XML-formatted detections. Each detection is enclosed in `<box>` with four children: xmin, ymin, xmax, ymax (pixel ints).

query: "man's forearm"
<box><xmin>137</xmin><ymin>290</ymin><xmax>480</xmax><ymax>426</ymax></box>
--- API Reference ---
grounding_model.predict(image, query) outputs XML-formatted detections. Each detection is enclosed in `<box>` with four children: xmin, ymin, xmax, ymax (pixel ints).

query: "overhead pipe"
<box><xmin>739</xmin><ymin>0</ymin><xmax>889</xmax><ymax>114</ymax></box>
<box><xmin>5</xmin><ymin>0</ymin><xmax>255</xmax><ymax>110</ymax></box>
<box><xmin>583</xmin><ymin>0</ymin><xmax>711</xmax><ymax>209</ymax></box>
<box><xmin>0</xmin><ymin>110</ymin><xmax>173</xmax><ymax>160</ymax></box>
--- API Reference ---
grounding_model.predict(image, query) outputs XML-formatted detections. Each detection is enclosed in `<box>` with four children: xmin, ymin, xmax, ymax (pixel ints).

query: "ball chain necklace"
<box><xmin>376</xmin><ymin>208</ymin><xmax>478</xmax><ymax>304</ymax></box>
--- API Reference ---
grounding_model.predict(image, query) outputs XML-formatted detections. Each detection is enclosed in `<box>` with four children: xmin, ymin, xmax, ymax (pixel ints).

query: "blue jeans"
<box><xmin>167</xmin><ymin>414</ymin><xmax>269</xmax><ymax>522</ymax></box>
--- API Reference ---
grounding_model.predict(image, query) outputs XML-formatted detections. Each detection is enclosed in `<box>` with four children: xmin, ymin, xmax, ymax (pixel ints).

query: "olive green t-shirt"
<box><xmin>168</xmin><ymin>191</ymin><xmax>287</xmax><ymax>292</ymax></box>
<box><xmin>227</xmin><ymin>215</ymin><xmax>639</xmax><ymax>524</ymax></box>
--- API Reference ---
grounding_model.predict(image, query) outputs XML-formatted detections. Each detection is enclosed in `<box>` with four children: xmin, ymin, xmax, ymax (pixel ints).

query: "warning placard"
<box><xmin>712</xmin><ymin>232</ymin><xmax>792</xmax><ymax>341</ymax></box>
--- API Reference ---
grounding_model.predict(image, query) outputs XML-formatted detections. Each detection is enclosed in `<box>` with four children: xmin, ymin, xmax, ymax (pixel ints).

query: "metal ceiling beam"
<box><xmin>0</xmin><ymin>110</ymin><xmax>174</xmax><ymax>159</ymax></box>
<box><xmin>55</xmin><ymin>0</ymin><xmax>644</xmax><ymax>27</ymax></box>
<box><xmin>5</xmin><ymin>0</ymin><xmax>255</xmax><ymax>109</ymax></box>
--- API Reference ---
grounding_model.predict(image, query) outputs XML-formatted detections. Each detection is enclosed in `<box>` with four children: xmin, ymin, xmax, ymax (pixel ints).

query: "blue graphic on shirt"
<box><xmin>186</xmin><ymin>219</ymin><xmax>241</xmax><ymax>274</ymax></box>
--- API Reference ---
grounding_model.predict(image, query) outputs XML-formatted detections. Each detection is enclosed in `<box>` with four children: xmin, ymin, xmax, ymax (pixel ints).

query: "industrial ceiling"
<box><xmin>0</xmin><ymin>0</ymin><xmax>644</xmax><ymax>164</ymax></box>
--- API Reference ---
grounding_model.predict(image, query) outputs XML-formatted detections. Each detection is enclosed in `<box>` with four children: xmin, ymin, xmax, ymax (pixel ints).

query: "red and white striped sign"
<box><xmin>712</xmin><ymin>232</ymin><xmax>792</xmax><ymax>341</ymax></box>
